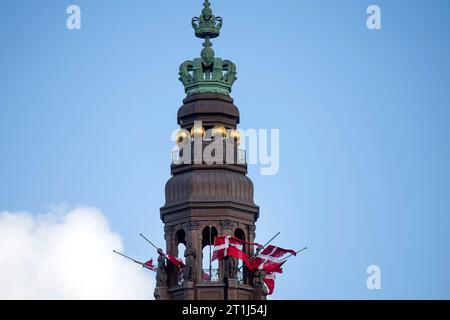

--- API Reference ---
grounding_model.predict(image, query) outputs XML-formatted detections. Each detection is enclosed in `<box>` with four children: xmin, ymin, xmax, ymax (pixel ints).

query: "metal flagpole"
<box><xmin>139</xmin><ymin>233</ymin><xmax>170</xmax><ymax>264</ymax></box>
<box><xmin>113</xmin><ymin>250</ymin><xmax>148</xmax><ymax>268</ymax></box>
<box><xmin>248</xmin><ymin>231</ymin><xmax>281</xmax><ymax>262</ymax></box>
<box><xmin>114</xmin><ymin>250</ymin><xmax>157</xmax><ymax>272</ymax></box>
<box><xmin>113</xmin><ymin>250</ymin><xmax>142</xmax><ymax>264</ymax></box>
<box><xmin>278</xmin><ymin>247</ymin><xmax>308</xmax><ymax>263</ymax></box>
<box><xmin>139</xmin><ymin>233</ymin><xmax>160</xmax><ymax>251</ymax></box>
<box><xmin>261</xmin><ymin>232</ymin><xmax>281</xmax><ymax>249</ymax></box>
<box><xmin>238</xmin><ymin>231</ymin><xmax>281</xmax><ymax>271</ymax></box>
<box><xmin>209</xmin><ymin>225</ymin><xmax>212</xmax><ymax>279</ymax></box>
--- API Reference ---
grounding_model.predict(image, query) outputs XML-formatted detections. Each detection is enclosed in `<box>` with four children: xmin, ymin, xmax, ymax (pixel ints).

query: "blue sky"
<box><xmin>1</xmin><ymin>0</ymin><xmax>450</xmax><ymax>299</ymax></box>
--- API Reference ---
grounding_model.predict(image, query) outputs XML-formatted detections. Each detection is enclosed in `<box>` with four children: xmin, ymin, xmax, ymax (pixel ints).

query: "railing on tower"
<box><xmin>177</xmin><ymin>270</ymin><xmax>184</xmax><ymax>286</ymax></box>
<box><xmin>237</xmin><ymin>270</ymin><xmax>244</xmax><ymax>284</ymax></box>
<box><xmin>171</xmin><ymin>150</ymin><xmax>181</xmax><ymax>164</ymax></box>
<box><xmin>202</xmin><ymin>269</ymin><xmax>220</xmax><ymax>282</ymax></box>
<box><xmin>237</xmin><ymin>149</ymin><xmax>246</xmax><ymax>164</ymax></box>
<box><xmin>171</xmin><ymin>148</ymin><xmax>247</xmax><ymax>165</ymax></box>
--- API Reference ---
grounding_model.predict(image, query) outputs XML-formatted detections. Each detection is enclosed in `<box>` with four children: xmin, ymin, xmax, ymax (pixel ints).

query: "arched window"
<box><xmin>174</xmin><ymin>229</ymin><xmax>186</xmax><ymax>285</ymax></box>
<box><xmin>201</xmin><ymin>226</ymin><xmax>218</xmax><ymax>281</ymax></box>
<box><xmin>234</xmin><ymin>228</ymin><xmax>245</xmax><ymax>241</ymax></box>
<box><xmin>175</xmin><ymin>229</ymin><xmax>186</xmax><ymax>258</ymax></box>
<box><xmin>234</xmin><ymin>228</ymin><xmax>246</xmax><ymax>283</ymax></box>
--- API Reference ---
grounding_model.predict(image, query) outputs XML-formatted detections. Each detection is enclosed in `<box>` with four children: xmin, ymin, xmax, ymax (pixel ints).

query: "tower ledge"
<box><xmin>178</xmin><ymin>93</ymin><xmax>240</xmax><ymax>129</ymax></box>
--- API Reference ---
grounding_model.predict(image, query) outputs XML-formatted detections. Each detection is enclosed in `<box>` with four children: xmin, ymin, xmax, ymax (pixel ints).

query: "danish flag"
<box><xmin>264</xmin><ymin>272</ymin><xmax>276</xmax><ymax>295</ymax></box>
<box><xmin>112</xmin><ymin>250</ymin><xmax>158</xmax><ymax>272</ymax></box>
<box><xmin>212</xmin><ymin>236</ymin><xmax>252</xmax><ymax>267</ymax></box>
<box><xmin>202</xmin><ymin>271</ymin><xmax>211</xmax><ymax>281</ymax></box>
<box><xmin>143</xmin><ymin>259</ymin><xmax>158</xmax><ymax>272</ymax></box>
<box><xmin>157</xmin><ymin>249</ymin><xmax>185</xmax><ymax>269</ymax></box>
<box><xmin>250</xmin><ymin>245</ymin><xmax>297</xmax><ymax>273</ymax></box>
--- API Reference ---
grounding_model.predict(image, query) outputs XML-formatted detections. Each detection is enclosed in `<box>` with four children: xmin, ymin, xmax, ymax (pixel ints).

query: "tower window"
<box><xmin>175</xmin><ymin>229</ymin><xmax>186</xmax><ymax>285</ymax></box>
<box><xmin>201</xmin><ymin>226</ymin><xmax>218</xmax><ymax>281</ymax></box>
<box><xmin>234</xmin><ymin>228</ymin><xmax>246</xmax><ymax>284</ymax></box>
<box><xmin>175</xmin><ymin>229</ymin><xmax>186</xmax><ymax>257</ymax></box>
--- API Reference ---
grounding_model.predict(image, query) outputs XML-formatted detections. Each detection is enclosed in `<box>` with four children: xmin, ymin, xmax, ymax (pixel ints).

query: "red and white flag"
<box><xmin>212</xmin><ymin>236</ymin><xmax>251</xmax><ymax>267</ymax></box>
<box><xmin>167</xmin><ymin>255</ymin><xmax>185</xmax><ymax>269</ymax></box>
<box><xmin>250</xmin><ymin>245</ymin><xmax>297</xmax><ymax>273</ymax></box>
<box><xmin>158</xmin><ymin>249</ymin><xmax>185</xmax><ymax>269</ymax></box>
<box><xmin>113</xmin><ymin>250</ymin><xmax>159</xmax><ymax>273</ymax></box>
<box><xmin>202</xmin><ymin>271</ymin><xmax>211</xmax><ymax>281</ymax></box>
<box><xmin>264</xmin><ymin>272</ymin><xmax>276</xmax><ymax>295</ymax></box>
<box><xmin>143</xmin><ymin>259</ymin><xmax>158</xmax><ymax>272</ymax></box>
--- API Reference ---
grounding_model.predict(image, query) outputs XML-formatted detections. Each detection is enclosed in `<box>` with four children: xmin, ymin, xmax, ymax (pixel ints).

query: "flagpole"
<box><xmin>209</xmin><ymin>225</ymin><xmax>212</xmax><ymax>279</ymax></box>
<box><xmin>278</xmin><ymin>246</ymin><xmax>308</xmax><ymax>263</ymax></box>
<box><xmin>113</xmin><ymin>250</ymin><xmax>143</xmax><ymax>266</ymax></box>
<box><xmin>238</xmin><ymin>231</ymin><xmax>281</xmax><ymax>271</ymax></box>
<box><xmin>139</xmin><ymin>233</ymin><xmax>160</xmax><ymax>251</ymax></box>
<box><xmin>140</xmin><ymin>233</ymin><xmax>171</xmax><ymax>264</ymax></box>
<box><xmin>249</xmin><ymin>231</ymin><xmax>280</xmax><ymax>262</ymax></box>
<box><xmin>140</xmin><ymin>232</ymin><xmax>167</xmax><ymax>257</ymax></box>
<box><xmin>262</xmin><ymin>232</ymin><xmax>281</xmax><ymax>249</ymax></box>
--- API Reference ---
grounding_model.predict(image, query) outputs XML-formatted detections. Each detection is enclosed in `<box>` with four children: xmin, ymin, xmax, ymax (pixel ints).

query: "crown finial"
<box><xmin>203</xmin><ymin>0</ymin><xmax>212</xmax><ymax>17</ymax></box>
<box><xmin>192</xmin><ymin>0</ymin><xmax>223</xmax><ymax>40</ymax></box>
<box><xmin>179</xmin><ymin>1</ymin><xmax>237</xmax><ymax>97</ymax></box>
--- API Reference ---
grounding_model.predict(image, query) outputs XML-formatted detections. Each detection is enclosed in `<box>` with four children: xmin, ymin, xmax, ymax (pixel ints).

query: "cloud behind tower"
<box><xmin>0</xmin><ymin>206</ymin><xmax>154</xmax><ymax>300</ymax></box>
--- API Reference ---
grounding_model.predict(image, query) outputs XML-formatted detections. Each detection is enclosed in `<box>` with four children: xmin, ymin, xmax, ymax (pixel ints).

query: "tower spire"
<box><xmin>157</xmin><ymin>0</ymin><xmax>264</xmax><ymax>301</ymax></box>
<box><xmin>179</xmin><ymin>0</ymin><xmax>236</xmax><ymax>96</ymax></box>
<box><xmin>192</xmin><ymin>0</ymin><xmax>222</xmax><ymax>54</ymax></box>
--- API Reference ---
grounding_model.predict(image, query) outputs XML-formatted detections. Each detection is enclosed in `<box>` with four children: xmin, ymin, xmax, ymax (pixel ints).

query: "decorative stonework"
<box><xmin>221</xmin><ymin>219</ymin><xmax>235</xmax><ymax>230</ymax></box>
<box><xmin>249</xmin><ymin>225</ymin><xmax>256</xmax><ymax>237</ymax></box>
<box><xmin>185</xmin><ymin>221</ymin><xmax>199</xmax><ymax>231</ymax></box>
<box><xmin>183</xmin><ymin>241</ymin><xmax>197</xmax><ymax>280</ymax></box>
<box><xmin>164</xmin><ymin>225</ymin><xmax>175</xmax><ymax>239</ymax></box>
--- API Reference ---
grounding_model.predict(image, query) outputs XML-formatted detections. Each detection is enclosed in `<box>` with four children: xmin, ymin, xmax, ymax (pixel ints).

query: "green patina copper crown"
<box><xmin>179</xmin><ymin>0</ymin><xmax>237</xmax><ymax>96</ymax></box>
<box><xmin>191</xmin><ymin>0</ymin><xmax>223</xmax><ymax>39</ymax></box>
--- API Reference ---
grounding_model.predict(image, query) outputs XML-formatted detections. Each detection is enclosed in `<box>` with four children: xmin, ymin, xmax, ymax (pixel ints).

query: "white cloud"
<box><xmin>0</xmin><ymin>207</ymin><xmax>154</xmax><ymax>300</ymax></box>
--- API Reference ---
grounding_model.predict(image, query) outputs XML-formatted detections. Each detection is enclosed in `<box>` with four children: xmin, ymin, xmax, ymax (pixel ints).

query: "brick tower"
<box><xmin>154</xmin><ymin>0</ymin><xmax>266</xmax><ymax>300</ymax></box>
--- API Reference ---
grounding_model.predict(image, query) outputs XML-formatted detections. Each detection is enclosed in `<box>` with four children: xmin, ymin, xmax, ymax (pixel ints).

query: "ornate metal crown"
<box><xmin>179</xmin><ymin>0</ymin><xmax>237</xmax><ymax>96</ymax></box>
